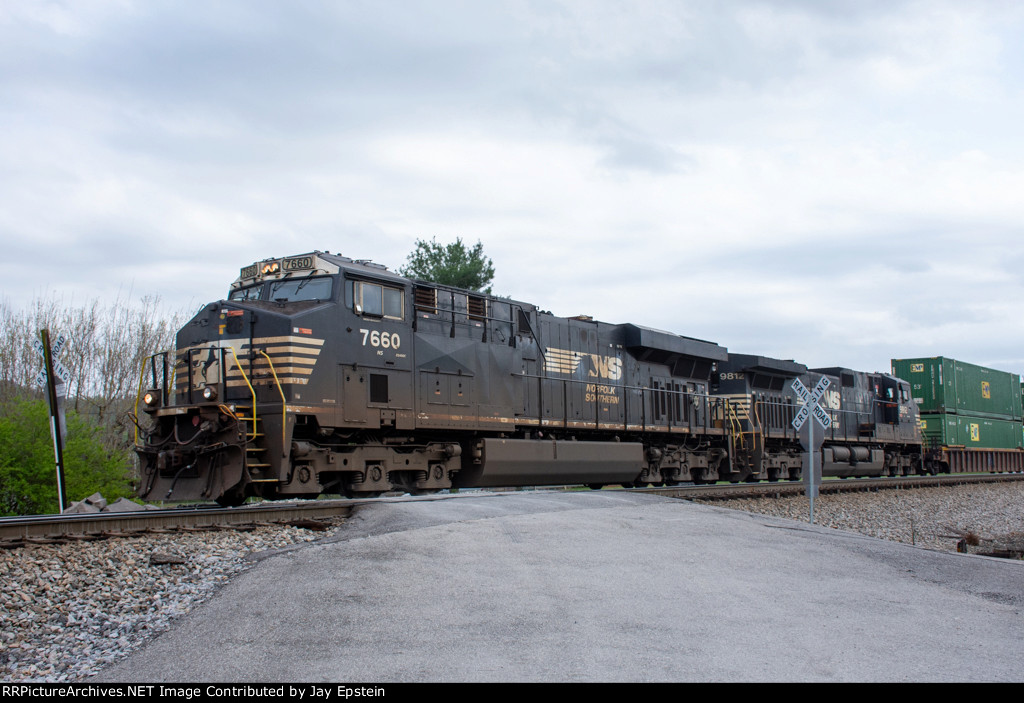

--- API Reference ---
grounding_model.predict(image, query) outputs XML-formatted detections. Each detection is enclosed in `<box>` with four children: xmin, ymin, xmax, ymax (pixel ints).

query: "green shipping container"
<box><xmin>919</xmin><ymin>412</ymin><xmax>1024</xmax><ymax>450</ymax></box>
<box><xmin>891</xmin><ymin>357</ymin><xmax>1023</xmax><ymax>420</ymax></box>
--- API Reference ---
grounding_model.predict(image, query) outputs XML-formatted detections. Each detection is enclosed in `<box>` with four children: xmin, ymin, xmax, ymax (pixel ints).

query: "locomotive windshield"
<box><xmin>229</xmin><ymin>284</ymin><xmax>262</xmax><ymax>301</ymax></box>
<box><xmin>269</xmin><ymin>276</ymin><xmax>333</xmax><ymax>302</ymax></box>
<box><xmin>228</xmin><ymin>276</ymin><xmax>335</xmax><ymax>302</ymax></box>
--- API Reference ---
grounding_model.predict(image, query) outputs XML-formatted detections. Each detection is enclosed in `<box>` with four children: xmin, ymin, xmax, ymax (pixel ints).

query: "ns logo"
<box><xmin>588</xmin><ymin>355</ymin><xmax>623</xmax><ymax>381</ymax></box>
<box><xmin>823</xmin><ymin>389</ymin><xmax>841</xmax><ymax>410</ymax></box>
<box><xmin>544</xmin><ymin>348</ymin><xmax>623</xmax><ymax>381</ymax></box>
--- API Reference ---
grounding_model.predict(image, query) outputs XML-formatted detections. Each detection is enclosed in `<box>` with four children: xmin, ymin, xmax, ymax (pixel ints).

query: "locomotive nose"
<box><xmin>181</xmin><ymin>302</ymin><xmax>251</xmax><ymax>343</ymax></box>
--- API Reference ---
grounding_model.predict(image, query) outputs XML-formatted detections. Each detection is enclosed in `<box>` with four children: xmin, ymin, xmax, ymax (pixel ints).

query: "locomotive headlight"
<box><xmin>142</xmin><ymin>390</ymin><xmax>160</xmax><ymax>412</ymax></box>
<box><xmin>202</xmin><ymin>386</ymin><xmax>218</xmax><ymax>402</ymax></box>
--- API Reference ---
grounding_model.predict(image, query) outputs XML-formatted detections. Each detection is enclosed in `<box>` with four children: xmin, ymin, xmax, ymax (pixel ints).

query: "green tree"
<box><xmin>0</xmin><ymin>398</ymin><xmax>134</xmax><ymax>515</ymax></box>
<box><xmin>399</xmin><ymin>237</ymin><xmax>496</xmax><ymax>293</ymax></box>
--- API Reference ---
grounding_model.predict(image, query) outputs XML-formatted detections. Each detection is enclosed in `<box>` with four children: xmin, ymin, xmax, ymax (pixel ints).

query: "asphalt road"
<box><xmin>94</xmin><ymin>490</ymin><xmax>1024</xmax><ymax>682</ymax></box>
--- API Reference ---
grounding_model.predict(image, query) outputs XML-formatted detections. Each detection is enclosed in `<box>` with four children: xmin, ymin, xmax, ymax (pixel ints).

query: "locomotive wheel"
<box><xmin>216</xmin><ymin>491</ymin><xmax>247</xmax><ymax>507</ymax></box>
<box><xmin>344</xmin><ymin>488</ymin><xmax>383</xmax><ymax>499</ymax></box>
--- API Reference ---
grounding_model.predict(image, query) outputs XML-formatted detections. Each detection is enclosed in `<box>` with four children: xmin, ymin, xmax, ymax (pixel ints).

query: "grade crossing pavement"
<box><xmin>94</xmin><ymin>491</ymin><xmax>1024</xmax><ymax>683</ymax></box>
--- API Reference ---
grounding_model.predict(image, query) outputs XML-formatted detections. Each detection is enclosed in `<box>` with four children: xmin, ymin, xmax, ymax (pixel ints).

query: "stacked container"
<box><xmin>891</xmin><ymin>357</ymin><xmax>1023</xmax><ymax>450</ymax></box>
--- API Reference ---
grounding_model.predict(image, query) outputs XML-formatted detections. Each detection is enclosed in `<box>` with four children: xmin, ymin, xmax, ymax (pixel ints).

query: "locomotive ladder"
<box><xmin>234</xmin><ymin>351</ymin><xmax>289</xmax><ymax>482</ymax></box>
<box><xmin>235</xmin><ymin>406</ymin><xmax>270</xmax><ymax>471</ymax></box>
<box><xmin>725</xmin><ymin>401</ymin><xmax>757</xmax><ymax>474</ymax></box>
<box><xmin>226</xmin><ymin>347</ymin><xmax>274</xmax><ymax>479</ymax></box>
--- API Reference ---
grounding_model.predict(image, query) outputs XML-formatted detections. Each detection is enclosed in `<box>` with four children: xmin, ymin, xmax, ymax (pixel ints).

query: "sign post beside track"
<box><xmin>791</xmin><ymin>376</ymin><xmax>831</xmax><ymax>524</ymax></box>
<box><xmin>35</xmin><ymin>330</ymin><xmax>70</xmax><ymax>513</ymax></box>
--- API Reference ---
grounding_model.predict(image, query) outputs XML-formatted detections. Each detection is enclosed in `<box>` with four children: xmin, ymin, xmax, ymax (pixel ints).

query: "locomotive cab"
<box><xmin>808</xmin><ymin>367</ymin><xmax>922</xmax><ymax>477</ymax></box>
<box><xmin>135</xmin><ymin>253</ymin><xmax>349</xmax><ymax>504</ymax></box>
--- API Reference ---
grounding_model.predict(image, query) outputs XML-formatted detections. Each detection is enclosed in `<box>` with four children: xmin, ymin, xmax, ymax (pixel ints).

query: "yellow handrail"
<box><xmin>259</xmin><ymin>350</ymin><xmax>287</xmax><ymax>455</ymax></box>
<box><xmin>226</xmin><ymin>346</ymin><xmax>258</xmax><ymax>438</ymax></box>
<box><xmin>725</xmin><ymin>401</ymin><xmax>745</xmax><ymax>451</ymax></box>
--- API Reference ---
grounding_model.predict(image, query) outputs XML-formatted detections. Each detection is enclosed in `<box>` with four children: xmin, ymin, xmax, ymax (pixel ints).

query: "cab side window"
<box><xmin>352</xmin><ymin>280</ymin><xmax>405</xmax><ymax>320</ymax></box>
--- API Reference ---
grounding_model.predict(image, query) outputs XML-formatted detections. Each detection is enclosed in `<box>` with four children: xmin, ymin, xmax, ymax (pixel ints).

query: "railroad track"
<box><xmin>3</xmin><ymin>473</ymin><xmax>1020</xmax><ymax>547</ymax></box>
<box><xmin>0</xmin><ymin>499</ymin><xmax>356</xmax><ymax>548</ymax></box>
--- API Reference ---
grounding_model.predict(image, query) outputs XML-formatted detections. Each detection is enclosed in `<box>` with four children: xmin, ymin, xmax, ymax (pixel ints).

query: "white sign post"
<box><xmin>791</xmin><ymin>376</ymin><xmax>831</xmax><ymax>524</ymax></box>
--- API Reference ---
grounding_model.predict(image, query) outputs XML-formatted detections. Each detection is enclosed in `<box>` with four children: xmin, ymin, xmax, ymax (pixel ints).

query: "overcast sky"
<box><xmin>2</xmin><ymin>0</ymin><xmax>1023</xmax><ymax>377</ymax></box>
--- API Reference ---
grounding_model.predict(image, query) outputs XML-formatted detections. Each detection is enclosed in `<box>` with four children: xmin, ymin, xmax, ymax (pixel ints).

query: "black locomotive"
<box><xmin>134</xmin><ymin>251</ymin><xmax>925</xmax><ymax>505</ymax></box>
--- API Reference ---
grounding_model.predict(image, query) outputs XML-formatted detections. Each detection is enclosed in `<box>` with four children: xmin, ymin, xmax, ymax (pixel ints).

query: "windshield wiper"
<box><xmin>295</xmin><ymin>268</ymin><xmax>324</xmax><ymax>293</ymax></box>
<box><xmin>270</xmin><ymin>272</ymin><xmax>294</xmax><ymax>295</ymax></box>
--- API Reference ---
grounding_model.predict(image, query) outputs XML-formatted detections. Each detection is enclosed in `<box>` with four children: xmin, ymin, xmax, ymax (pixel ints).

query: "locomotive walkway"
<box><xmin>93</xmin><ymin>491</ymin><xmax>1023</xmax><ymax>683</ymax></box>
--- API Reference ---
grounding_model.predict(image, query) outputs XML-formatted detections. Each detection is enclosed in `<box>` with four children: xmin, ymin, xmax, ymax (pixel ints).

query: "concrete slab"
<box><xmin>92</xmin><ymin>491</ymin><xmax>1024</xmax><ymax>682</ymax></box>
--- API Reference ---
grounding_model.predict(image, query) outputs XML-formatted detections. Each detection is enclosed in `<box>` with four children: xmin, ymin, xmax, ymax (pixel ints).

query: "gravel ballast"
<box><xmin>695</xmin><ymin>481</ymin><xmax>1024</xmax><ymax>554</ymax></box>
<box><xmin>1</xmin><ymin>522</ymin><xmax>342</xmax><ymax>682</ymax></box>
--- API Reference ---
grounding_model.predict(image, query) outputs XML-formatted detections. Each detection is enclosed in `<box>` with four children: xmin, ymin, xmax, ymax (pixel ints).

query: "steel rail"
<box><xmin>0</xmin><ymin>500</ymin><xmax>355</xmax><ymax>546</ymax></box>
<box><xmin>634</xmin><ymin>471</ymin><xmax>1024</xmax><ymax>500</ymax></box>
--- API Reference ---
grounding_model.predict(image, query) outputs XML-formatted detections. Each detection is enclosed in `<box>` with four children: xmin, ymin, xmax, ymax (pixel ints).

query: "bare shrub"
<box><xmin>0</xmin><ymin>293</ymin><xmax>189</xmax><ymax>455</ymax></box>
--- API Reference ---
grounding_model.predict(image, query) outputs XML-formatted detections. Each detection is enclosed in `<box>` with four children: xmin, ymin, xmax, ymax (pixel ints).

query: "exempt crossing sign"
<box><xmin>791</xmin><ymin>376</ymin><xmax>831</xmax><ymax>430</ymax></box>
<box><xmin>33</xmin><ymin>333</ymin><xmax>72</xmax><ymax>389</ymax></box>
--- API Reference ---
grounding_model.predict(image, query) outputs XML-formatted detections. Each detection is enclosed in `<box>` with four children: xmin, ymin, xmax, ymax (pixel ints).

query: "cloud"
<box><xmin>1</xmin><ymin>0</ymin><xmax>1023</xmax><ymax>378</ymax></box>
